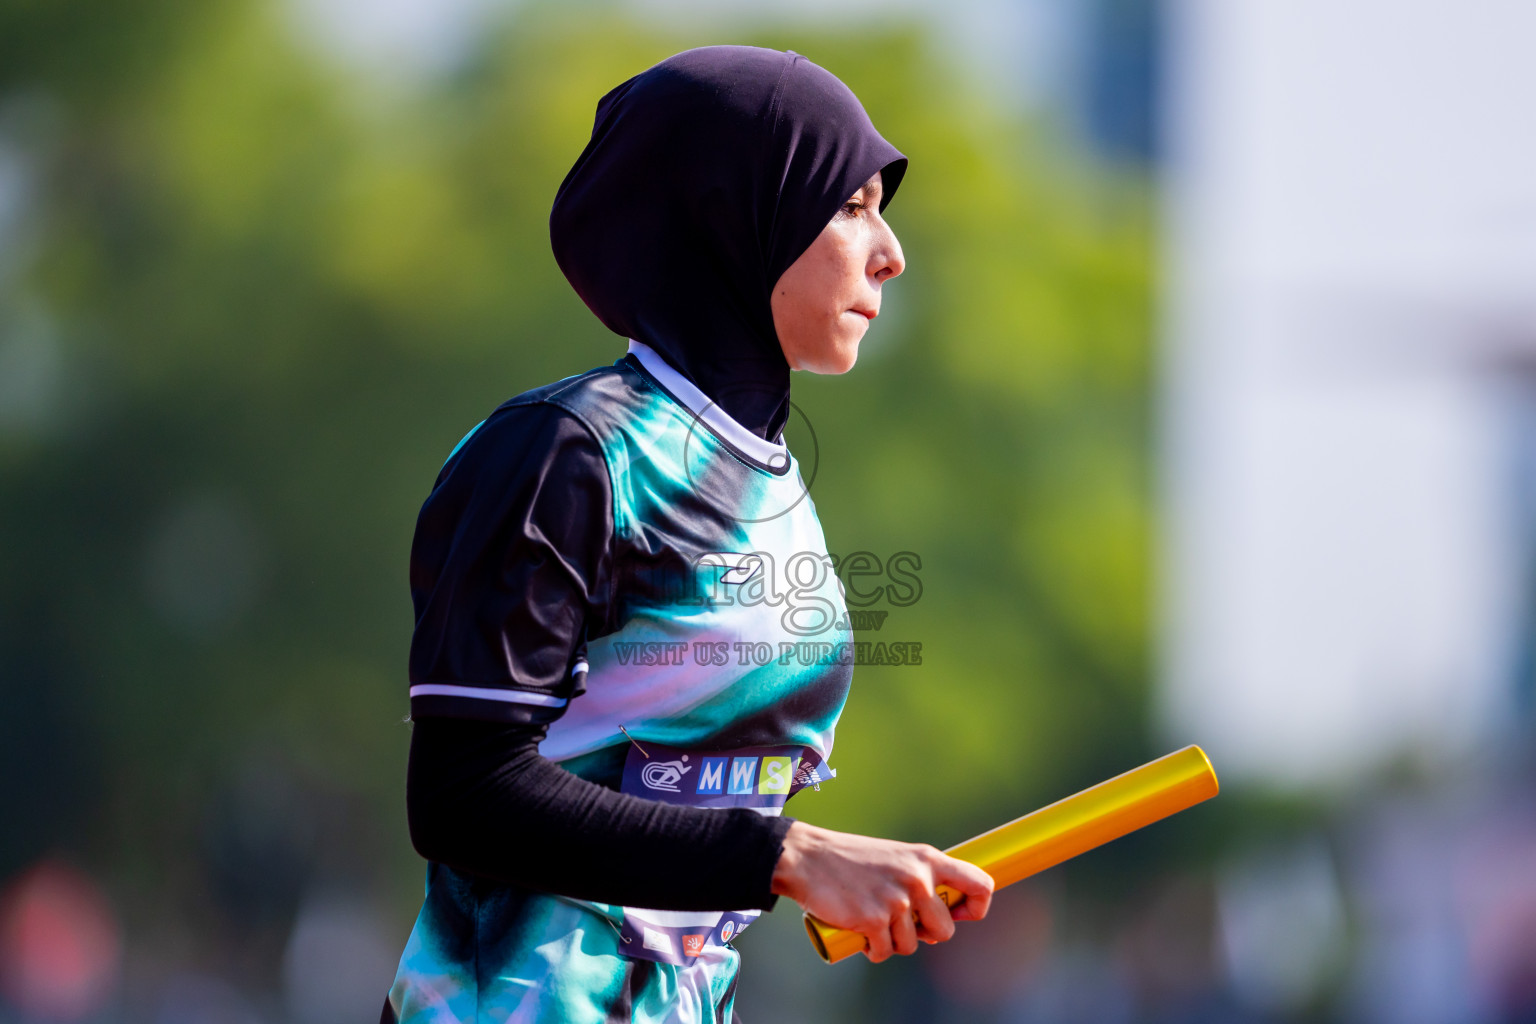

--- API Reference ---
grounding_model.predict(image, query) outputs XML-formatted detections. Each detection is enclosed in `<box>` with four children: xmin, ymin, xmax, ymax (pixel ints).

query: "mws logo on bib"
<box><xmin>693</xmin><ymin>755</ymin><xmax>792</xmax><ymax>796</ymax></box>
<box><xmin>621</xmin><ymin>741</ymin><xmax>829</xmax><ymax>809</ymax></box>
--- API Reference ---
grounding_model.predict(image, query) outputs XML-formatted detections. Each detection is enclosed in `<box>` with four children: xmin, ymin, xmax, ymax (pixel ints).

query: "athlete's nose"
<box><xmin>872</xmin><ymin>221</ymin><xmax>905</xmax><ymax>283</ymax></box>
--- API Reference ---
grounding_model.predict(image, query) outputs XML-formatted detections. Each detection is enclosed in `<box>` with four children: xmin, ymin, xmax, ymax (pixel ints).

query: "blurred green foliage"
<box><xmin>0</xmin><ymin>0</ymin><xmax>1151</xmax><ymax>946</ymax></box>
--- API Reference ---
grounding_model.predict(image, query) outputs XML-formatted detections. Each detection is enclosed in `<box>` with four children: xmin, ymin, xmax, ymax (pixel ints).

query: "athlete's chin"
<box><xmin>810</xmin><ymin>325</ymin><xmax>864</xmax><ymax>374</ymax></box>
<box><xmin>832</xmin><ymin>344</ymin><xmax>860</xmax><ymax>373</ymax></box>
<box><xmin>802</xmin><ymin>342</ymin><xmax>859</xmax><ymax>375</ymax></box>
<box><xmin>783</xmin><ymin>319</ymin><xmax>865</xmax><ymax>374</ymax></box>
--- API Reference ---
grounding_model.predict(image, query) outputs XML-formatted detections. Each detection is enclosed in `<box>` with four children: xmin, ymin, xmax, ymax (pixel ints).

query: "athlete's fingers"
<box><xmin>863</xmin><ymin>922</ymin><xmax>895</xmax><ymax>963</ymax></box>
<box><xmin>889</xmin><ymin>898</ymin><xmax>920</xmax><ymax>956</ymax></box>
<box><xmin>934</xmin><ymin>857</ymin><xmax>995</xmax><ymax>923</ymax></box>
<box><xmin>911</xmin><ymin>886</ymin><xmax>956</xmax><ymax>944</ymax></box>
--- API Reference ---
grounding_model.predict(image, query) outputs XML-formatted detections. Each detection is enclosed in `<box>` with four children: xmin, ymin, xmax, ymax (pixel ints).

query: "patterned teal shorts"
<box><xmin>386</xmin><ymin>866</ymin><xmax>742</xmax><ymax>1024</ymax></box>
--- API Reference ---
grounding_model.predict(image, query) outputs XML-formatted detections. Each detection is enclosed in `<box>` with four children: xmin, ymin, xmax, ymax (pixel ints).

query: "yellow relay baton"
<box><xmin>803</xmin><ymin>745</ymin><xmax>1220</xmax><ymax>964</ymax></box>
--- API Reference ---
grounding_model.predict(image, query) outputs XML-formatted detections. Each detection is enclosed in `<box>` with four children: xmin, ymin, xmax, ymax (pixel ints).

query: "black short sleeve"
<box><xmin>407</xmin><ymin>402</ymin><xmax>612</xmax><ymax>723</ymax></box>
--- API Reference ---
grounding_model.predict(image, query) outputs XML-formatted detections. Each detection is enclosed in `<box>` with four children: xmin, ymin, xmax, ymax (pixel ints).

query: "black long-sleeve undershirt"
<box><xmin>407</xmin><ymin>716</ymin><xmax>794</xmax><ymax>911</ymax></box>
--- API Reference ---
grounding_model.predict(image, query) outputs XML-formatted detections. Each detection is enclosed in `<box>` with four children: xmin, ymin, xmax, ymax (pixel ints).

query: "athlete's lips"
<box><xmin>850</xmin><ymin>307</ymin><xmax>877</xmax><ymax>320</ymax></box>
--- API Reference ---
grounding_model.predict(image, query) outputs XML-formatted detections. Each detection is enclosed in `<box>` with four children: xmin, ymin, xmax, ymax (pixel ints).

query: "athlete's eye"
<box><xmin>841</xmin><ymin>199</ymin><xmax>866</xmax><ymax>218</ymax></box>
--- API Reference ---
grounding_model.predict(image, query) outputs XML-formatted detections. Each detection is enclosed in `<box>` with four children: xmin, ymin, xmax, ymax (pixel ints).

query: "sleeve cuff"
<box><xmin>754</xmin><ymin>813</ymin><xmax>797</xmax><ymax>911</ymax></box>
<box><xmin>409</xmin><ymin>682</ymin><xmax>570</xmax><ymax>724</ymax></box>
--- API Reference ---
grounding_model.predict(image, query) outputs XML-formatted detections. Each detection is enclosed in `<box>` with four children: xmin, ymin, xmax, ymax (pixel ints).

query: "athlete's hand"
<box><xmin>769</xmin><ymin>821</ymin><xmax>994</xmax><ymax>962</ymax></box>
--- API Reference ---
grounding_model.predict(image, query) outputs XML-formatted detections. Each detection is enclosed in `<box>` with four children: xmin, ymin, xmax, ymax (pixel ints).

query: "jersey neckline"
<box><xmin>626</xmin><ymin>340</ymin><xmax>793</xmax><ymax>475</ymax></box>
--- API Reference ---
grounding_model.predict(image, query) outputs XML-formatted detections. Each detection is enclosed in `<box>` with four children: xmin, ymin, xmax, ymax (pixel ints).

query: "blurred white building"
<box><xmin>1161</xmin><ymin>0</ymin><xmax>1536</xmax><ymax>787</ymax></box>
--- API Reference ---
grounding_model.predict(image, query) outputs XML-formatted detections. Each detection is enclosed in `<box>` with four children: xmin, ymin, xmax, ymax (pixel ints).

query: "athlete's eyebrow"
<box><xmin>859</xmin><ymin>175</ymin><xmax>883</xmax><ymax>206</ymax></box>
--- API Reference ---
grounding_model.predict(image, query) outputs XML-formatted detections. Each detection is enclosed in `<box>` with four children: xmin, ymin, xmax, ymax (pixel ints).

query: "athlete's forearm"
<box><xmin>406</xmin><ymin>716</ymin><xmax>794</xmax><ymax>911</ymax></box>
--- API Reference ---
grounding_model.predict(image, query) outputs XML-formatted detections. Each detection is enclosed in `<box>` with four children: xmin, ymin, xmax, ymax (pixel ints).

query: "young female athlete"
<box><xmin>385</xmin><ymin>45</ymin><xmax>994</xmax><ymax>1024</ymax></box>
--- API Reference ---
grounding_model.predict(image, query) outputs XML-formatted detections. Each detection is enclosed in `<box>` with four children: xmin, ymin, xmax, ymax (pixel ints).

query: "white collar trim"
<box><xmin>627</xmin><ymin>340</ymin><xmax>791</xmax><ymax>472</ymax></box>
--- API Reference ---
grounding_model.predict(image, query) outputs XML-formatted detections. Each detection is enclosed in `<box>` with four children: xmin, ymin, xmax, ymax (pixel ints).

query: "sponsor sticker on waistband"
<box><xmin>618</xmin><ymin>910</ymin><xmax>759</xmax><ymax>967</ymax></box>
<box><xmin>641</xmin><ymin>927</ymin><xmax>673</xmax><ymax>955</ymax></box>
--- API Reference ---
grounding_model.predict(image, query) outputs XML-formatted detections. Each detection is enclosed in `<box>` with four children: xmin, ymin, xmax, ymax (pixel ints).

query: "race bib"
<box><xmin>611</xmin><ymin>741</ymin><xmax>833</xmax><ymax>965</ymax></box>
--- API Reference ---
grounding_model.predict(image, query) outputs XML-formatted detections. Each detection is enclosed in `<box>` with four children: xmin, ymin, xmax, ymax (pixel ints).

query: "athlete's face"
<box><xmin>771</xmin><ymin>171</ymin><xmax>905</xmax><ymax>374</ymax></box>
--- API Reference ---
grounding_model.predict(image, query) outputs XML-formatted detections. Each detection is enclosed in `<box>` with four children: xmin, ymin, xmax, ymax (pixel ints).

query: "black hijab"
<box><xmin>549</xmin><ymin>46</ymin><xmax>907</xmax><ymax>441</ymax></box>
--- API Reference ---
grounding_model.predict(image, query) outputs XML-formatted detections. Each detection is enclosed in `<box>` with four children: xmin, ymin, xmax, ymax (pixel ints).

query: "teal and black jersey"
<box><xmin>542</xmin><ymin>342</ymin><xmax>853</xmax><ymax>771</ymax></box>
<box><xmin>406</xmin><ymin>340</ymin><xmax>854</xmax><ymax>756</ymax></box>
<box><xmin>389</xmin><ymin>342</ymin><xmax>853</xmax><ymax>1023</ymax></box>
